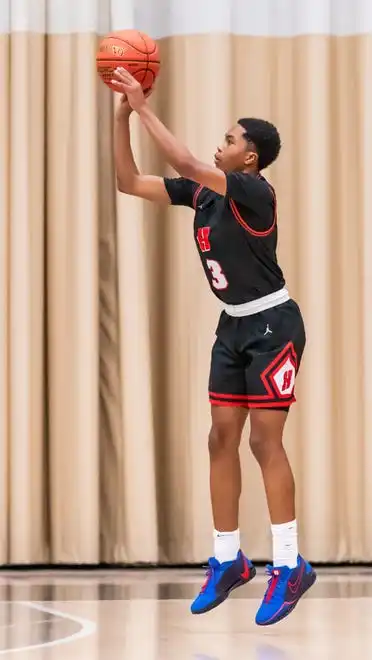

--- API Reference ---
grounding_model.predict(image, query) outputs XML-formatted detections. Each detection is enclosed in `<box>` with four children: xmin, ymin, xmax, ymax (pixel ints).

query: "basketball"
<box><xmin>96</xmin><ymin>30</ymin><xmax>160</xmax><ymax>93</ymax></box>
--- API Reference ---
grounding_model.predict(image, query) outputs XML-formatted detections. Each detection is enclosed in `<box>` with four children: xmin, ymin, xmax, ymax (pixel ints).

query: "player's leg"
<box><xmin>191</xmin><ymin>402</ymin><xmax>256</xmax><ymax>615</ymax></box>
<box><xmin>191</xmin><ymin>325</ymin><xmax>256</xmax><ymax>615</ymax></box>
<box><xmin>250</xmin><ymin>407</ymin><xmax>298</xmax><ymax>569</ymax></box>
<box><xmin>208</xmin><ymin>404</ymin><xmax>247</xmax><ymax>535</ymax></box>
<box><xmin>243</xmin><ymin>300</ymin><xmax>316</xmax><ymax>625</ymax></box>
<box><xmin>208</xmin><ymin>316</ymin><xmax>249</xmax><ymax>547</ymax></box>
<box><xmin>249</xmin><ymin>408</ymin><xmax>296</xmax><ymax>542</ymax></box>
<box><xmin>250</xmin><ymin>407</ymin><xmax>315</xmax><ymax>625</ymax></box>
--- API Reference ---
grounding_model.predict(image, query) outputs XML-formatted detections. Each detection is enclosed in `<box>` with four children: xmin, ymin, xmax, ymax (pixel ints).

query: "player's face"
<box><xmin>214</xmin><ymin>124</ymin><xmax>258</xmax><ymax>173</ymax></box>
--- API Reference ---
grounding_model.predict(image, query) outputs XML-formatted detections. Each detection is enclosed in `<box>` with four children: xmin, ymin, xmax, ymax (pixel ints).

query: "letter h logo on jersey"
<box><xmin>196</xmin><ymin>227</ymin><xmax>211</xmax><ymax>252</ymax></box>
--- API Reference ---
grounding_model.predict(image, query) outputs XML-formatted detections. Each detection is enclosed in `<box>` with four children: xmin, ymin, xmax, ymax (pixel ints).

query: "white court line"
<box><xmin>0</xmin><ymin>618</ymin><xmax>68</xmax><ymax>630</ymax></box>
<box><xmin>0</xmin><ymin>602</ymin><xmax>96</xmax><ymax>655</ymax></box>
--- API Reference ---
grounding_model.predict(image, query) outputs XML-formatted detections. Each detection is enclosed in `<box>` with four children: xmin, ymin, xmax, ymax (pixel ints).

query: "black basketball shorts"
<box><xmin>209</xmin><ymin>299</ymin><xmax>306</xmax><ymax>410</ymax></box>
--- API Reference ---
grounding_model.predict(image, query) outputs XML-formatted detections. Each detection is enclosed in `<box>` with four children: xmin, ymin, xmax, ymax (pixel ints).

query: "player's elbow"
<box><xmin>117</xmin><ymin>177</ymin><xmax>125</xmax><ymax>193</ymax></box>
<box><xmin>117</xmin><ymin>176</ymin><xmax>134</xmax><ymax>194</ymax></box>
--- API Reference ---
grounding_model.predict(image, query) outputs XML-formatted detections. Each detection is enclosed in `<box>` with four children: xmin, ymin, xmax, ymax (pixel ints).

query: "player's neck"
<box><xmin>242</xmin><ymin>166</ymin><xmax>259</xmax><ymax>177</ymax></box>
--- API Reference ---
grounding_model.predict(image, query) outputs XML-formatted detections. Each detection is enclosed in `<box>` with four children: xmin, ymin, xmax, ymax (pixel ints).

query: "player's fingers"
<box><xmin>110</xmin><ymin>79</ymin><xmax>127</xmax><ymax>92</ymax></box>
<box><xmin>112</xmin><ymin>68</ymin><xmax>127</xmax><ymax>82</ymax></box>
<box><xmin>116</xmin><ymin>68</ymin><xmax>140</xmax><ymax>88</ymax></box>
<box><xmin>112</xmin><ymin>69</ymin><xmax>135</xmax><ymax>86</ymax></box>
<box><xmin>115</xmin><ymin>67</ymin><xmax>135</xmax><ymax>81</ymax></box>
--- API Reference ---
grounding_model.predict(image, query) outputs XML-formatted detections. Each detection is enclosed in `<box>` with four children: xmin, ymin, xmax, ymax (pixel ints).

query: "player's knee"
<box><xmin>249</xmin><ymin>409</ymin><xmax>287</xmax><ymax>464</ymax></box>
<box><xmin>208</xmin><ymin>424</ymin><xmax>240</xmax><ymax>457</ymax></box>
<box><xmin>249</xmin><ymin>432</ymin><xmax>278</xmax><ymax>464</ymax></box>
<box><xmin>249</xmin><ymin>421</ymin><xmax>283</xmax><ymax>464</ymax></box>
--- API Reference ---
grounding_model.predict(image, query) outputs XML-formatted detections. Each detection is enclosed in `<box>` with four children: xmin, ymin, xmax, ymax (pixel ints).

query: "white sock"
<box><xmin>213</xmin><ymin>529</ymin><xmax>240</xmax><ymax>564</ymax></box>
<box><xmin>271</xmin><ymin>520</ymin><xmax>298</xmax><ymax>569</ymax></box>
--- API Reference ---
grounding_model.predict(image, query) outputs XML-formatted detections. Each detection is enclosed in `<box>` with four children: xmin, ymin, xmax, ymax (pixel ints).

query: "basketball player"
<box><xmin>112</xmin><ymin>68</ymin><xmax>316</xmax><ymax>626</ymax></box>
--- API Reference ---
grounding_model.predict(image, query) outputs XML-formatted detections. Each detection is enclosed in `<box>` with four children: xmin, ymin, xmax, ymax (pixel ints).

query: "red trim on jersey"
<box><xmin>193</xmin><ymin>185</ymin><xmax>203</xmax><ymax>209</ymax></box>
<box><xmin>228</xmin><ymin>182</ymin><xmax>277</xmax><ymax>237</ymax></box>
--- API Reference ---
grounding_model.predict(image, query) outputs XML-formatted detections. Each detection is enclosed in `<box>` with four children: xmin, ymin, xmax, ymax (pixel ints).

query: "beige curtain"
<box><xmin>1</xmin><ymin>1</ymin><xmax>372</xmax><ymax>564</ymax></box>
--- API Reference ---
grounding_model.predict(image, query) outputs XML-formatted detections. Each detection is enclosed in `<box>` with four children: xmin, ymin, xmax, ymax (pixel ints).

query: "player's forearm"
<box><xmin>137</xmin><ymin>103</ymin><xmax>197</xmax><ymax>177</ymax></box>
<box><xmin>114</xmin><ymin>109</ymin><xmax>140</xmax><ymax>192</ymax></box>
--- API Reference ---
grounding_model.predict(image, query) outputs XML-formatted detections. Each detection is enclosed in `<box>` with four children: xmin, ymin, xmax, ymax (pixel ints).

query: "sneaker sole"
<box><xmin>191</xmin><ymin>567</ymin><xmax>257</xmax><ymax>615</ymax></box>
<box><xmin>256</xmin><ymin>570</ymin><xmax>317</xmax><ymax>627</ymax></box>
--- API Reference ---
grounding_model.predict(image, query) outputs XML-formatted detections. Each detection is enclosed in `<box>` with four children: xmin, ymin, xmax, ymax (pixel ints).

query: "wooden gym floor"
<box><xmin>0</xmin><ymin>567</ymin><xmax>370</xmax><ymax>658</ymax></box>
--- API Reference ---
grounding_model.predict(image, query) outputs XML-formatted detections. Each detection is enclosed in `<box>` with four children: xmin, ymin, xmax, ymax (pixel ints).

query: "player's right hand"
<box><xmin>115</xmin><ymin>84</ymin><xmax>153</xmax><ymax>121</ymax></box>
<box><xmin>116</xmin><ymin>94</ymin><xmax>132</xmax><ymax>119</ymax></box>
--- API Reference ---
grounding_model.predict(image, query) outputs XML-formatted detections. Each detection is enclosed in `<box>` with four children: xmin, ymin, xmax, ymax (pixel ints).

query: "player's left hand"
<box><xmin>111</xmin><ymin>68</ymin><xmax>148</xmax><ymax>111</ymax></box>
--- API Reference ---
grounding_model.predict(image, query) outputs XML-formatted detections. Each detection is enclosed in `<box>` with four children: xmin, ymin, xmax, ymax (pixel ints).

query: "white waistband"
<box><xmin>223</xmin><ymin>287</ymin><xmax>290</xmax><ymax>317</ymax></box>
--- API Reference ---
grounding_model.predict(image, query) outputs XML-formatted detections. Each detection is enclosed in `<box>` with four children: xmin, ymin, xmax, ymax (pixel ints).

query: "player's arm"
<box><xmin>111</xmin><ymin>70</ymin><xmax>227</xmax><ymax>195</ymax></box>
<box><xmin>114</xmin><ymin>98</ymin><xmax>170</xmax><ymax>203</ymax></box>
<box><xmin>137</xmin><ymin>104</ymin><xmax>227</xmax><ymax>195</ymax></box>
<box><xmin>136</xmin><ymin>105</ymin><xmax>271</xmax><ymax>214</ymax></box>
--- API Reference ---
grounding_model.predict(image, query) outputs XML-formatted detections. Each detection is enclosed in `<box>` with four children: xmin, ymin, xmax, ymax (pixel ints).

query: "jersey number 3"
<box><xmin>206</xmin><ymin>259</ymin><xmax>228</xmax><ymax>290</ymax></box>
<box><xmin>196</xmin><ymin>227</ymin><xmax>229</xmax><ymax>290</ymax></box>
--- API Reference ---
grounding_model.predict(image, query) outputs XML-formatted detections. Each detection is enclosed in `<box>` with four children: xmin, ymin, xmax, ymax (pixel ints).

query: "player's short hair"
<box><xmin>237</xmin><ymin>118</ymin><xmax>281</xmax><ymax>170</ymax></box>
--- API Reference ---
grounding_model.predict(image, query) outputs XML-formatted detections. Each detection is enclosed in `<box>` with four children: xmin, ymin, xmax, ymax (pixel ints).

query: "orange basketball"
<box><xmin>96</xmin><ymin>30</ymin><xmax>160</xmax><ymax>93</ymax></box>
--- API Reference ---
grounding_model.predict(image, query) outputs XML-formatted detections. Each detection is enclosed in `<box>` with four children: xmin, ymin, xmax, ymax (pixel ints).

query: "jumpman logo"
<box><xmin>264</xmin><ymin>324</ymin><xmax>273</xmax><ymax>336</ymax></box>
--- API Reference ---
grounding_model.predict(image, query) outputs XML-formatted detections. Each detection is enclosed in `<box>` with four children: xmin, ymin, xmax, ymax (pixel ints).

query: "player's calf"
<box><xmin>191</xmin><ymin>406</ymin><xmax>256</xmax><ymax>615</ymax></box>
<box><xmin>249</xmin><ymin>409</ymin><xmax>316</xmax><ymax>624</ymax></box>
<box><xmin>208</xmin><ymin>413</ymin><xmax>245</xmax><ymax>533</ymax></box>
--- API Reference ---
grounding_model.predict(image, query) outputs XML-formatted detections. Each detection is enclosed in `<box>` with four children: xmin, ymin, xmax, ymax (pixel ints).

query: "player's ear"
<box><xmin>244</xmin><ymin>150</ymin><xmax>258</xmax><ymax>167</ymax></box>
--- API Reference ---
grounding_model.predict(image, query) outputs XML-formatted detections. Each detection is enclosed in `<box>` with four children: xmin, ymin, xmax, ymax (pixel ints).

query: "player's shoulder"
<box><xmin>256</xmin><ymin>174</ymin><xmax>276</xmax><ymax>197</ymax></box>
<box><xmin>227</xmin><ymin>172</ymin><xmax>274</xmax><ymax>196</ymax></box>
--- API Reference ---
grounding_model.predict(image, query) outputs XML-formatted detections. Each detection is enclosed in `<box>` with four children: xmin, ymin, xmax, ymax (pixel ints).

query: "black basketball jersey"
<box><xmin>163</xmin><ymin>172</ymin><xmax>285</xmax><ymax>305</ymax></box>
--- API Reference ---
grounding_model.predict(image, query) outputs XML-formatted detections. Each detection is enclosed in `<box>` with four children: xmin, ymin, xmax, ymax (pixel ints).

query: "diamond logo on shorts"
<box><xmin>272</xmin><ymin>358</ymin><xmax>296</xmax><ymax>396</ymax></box>
<box><xmin>254</xmin><ymin>342</ymin><xmax>298</xmax><ymax>404</ymax></box>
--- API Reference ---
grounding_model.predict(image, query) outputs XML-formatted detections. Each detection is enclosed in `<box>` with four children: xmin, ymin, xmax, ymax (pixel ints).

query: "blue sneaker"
<box><xmin>255</xmin><ymin>555</ymin><xmax>316</xmax><ymax>626</ymax></box>
<box><xmin>191</xmin><ymin>550</ymin><xmax>256</xmax><ymax>615</ymax></box>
